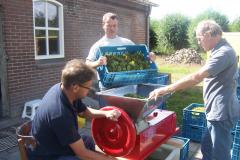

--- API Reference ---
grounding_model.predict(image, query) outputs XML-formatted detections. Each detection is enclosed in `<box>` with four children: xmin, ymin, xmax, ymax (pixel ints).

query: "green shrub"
<box><xmin>159</xmin><ymin>14</ymin><xmax>190</xmax><ymax>54</ymax></box>
<box><xmin>150</xmin><ymin>14</ymin><xmax>189</xmax><ymax>55</ymax></box>
<box><xmin>149</xmin><ymin>25</ymin><xmax>158</xmax><ymax>51</ymax></box>
<box><xmin>150</xmin><ymin>19</ymin><xmax>165</xmax><ymax>54</ymax></box>
<box><xmin>229</xmin><ymin>17</ymin><xmax>240</xmax><ymax>32</ymax></box>
<box><xmin>188</xmin><ymin>9</ymin><xmax>229</xmax><ymax>51</ymax></box>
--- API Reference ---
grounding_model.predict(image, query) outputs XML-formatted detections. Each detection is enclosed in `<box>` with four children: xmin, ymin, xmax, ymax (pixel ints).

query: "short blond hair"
<box><xmin>102</xmin><ymin>12</ymin><xmax>118</xmax><ymax>24</ymax></box>
<box><xmin>61</xmin><ymin>59</ymin><xmax>96</xmax><ymax>89</ymax></box>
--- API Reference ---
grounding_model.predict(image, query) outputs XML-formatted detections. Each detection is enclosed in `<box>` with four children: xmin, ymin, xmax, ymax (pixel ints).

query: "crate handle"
<box><xmin>116</xmin><ymin>47</ymin><xmax>127</xmax><ymax>50</ymax></box>
<box><xmin>191</xmin><ymin>126</ymin><xmax>200</xmax><ymax>130</ymax></box>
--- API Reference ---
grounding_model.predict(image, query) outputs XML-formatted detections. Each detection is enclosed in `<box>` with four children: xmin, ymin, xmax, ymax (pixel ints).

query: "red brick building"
<box><xmin>0</xmin><ymin>0</ymin><xmax>156</xmax><ymax>121</ymax></box>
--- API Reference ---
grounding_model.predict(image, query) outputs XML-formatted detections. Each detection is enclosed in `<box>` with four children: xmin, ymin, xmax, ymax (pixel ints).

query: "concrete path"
<box><xmin>0</xmin><ymin>120</ymin><xmax>203</xmax><ymax>160</ymax></box>
<box><xmin>0</xmin><ymin>141</ymin><xmax>202</xmax><ymax>160</ymax></box>
<box><xmin>0</xmin><ymin>97</ymin><xmax>203</xmax><ymax>160</ymax></box>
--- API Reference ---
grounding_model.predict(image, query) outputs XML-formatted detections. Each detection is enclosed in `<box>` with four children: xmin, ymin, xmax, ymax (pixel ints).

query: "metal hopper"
<box><xmin>97</xmin><ymin>84</ymin><xmax>170</xmax><ymax>132</ymax></box>
<box><xmin>93</xmin><ymin>84</ymin><xmax>177</xmax><ymax>159</ymax></box>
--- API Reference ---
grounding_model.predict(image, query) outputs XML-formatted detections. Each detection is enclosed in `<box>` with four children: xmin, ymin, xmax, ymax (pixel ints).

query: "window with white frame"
<box><xmin>33</xmin><ymin>0</ymin><xmax>64</xmax><ymax>59</ymax></box>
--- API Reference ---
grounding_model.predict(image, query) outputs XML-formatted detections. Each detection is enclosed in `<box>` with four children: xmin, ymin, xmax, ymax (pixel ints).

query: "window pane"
<box><xmin>49</xmin><ymin>30</ymin><xmax>59</xmax><ymax>55</ymax></box>
<box><xmin>48</xmin><ymin>3</ymin><xmax>58</xmax><ymax>27</ymax></box>
<box><xmin>35</xmin><ymin>30</ymin><xmax>46</xmax><ymax>55</ymax></box>
<box><xmin>34</xmin><ymin>2</ymin><xmax>45</xmax><ymax>27</ymax></box>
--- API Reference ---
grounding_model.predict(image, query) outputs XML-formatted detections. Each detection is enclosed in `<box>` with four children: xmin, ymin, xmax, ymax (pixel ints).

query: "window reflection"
<box><xmin>34</xmin><ymin>2</ymin><xmax>45</xmax><ymax>27</ymax></box>
<box><xmin>35</xmin><ymin>30</ymin><xmax>46</xmax><ymax>55</ymax></box>
<box><xmin>48</xmin><ymin>3</ymin><xmax>58</xmax><ymax>27</ymax></box>
<box><xmin>49</xmin><ymin>30</ymin><xmax>59</xmax><ymax>55</ymax></box>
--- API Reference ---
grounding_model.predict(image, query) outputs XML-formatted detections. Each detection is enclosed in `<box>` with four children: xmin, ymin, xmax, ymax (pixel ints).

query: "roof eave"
<box><xmin>128</xmin><ymin>0</ymin><xmax>159</xmax><ymax>7</ymax></box>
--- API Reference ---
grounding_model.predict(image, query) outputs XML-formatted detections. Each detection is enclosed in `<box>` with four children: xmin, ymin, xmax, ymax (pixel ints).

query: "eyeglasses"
<box><xmin>196</xmin><ymin>35</ymin><xmax>204</xmax><ymax>41</ymax></box>
<box><xmin>196</xmin><ymin>32</ymin><xmax>209</xmax><ymax>42</ymax></box>
<box><xmin>78</xmin><ymin>84</ymin><xmax>96</xmax><ymax>92</ymax></box>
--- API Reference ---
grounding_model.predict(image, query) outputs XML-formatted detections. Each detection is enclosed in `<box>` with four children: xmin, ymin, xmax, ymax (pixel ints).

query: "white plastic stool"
<box><xmin>22</xmin><ymin>99</ymin><xmax>41</xmax><ymax>120</ymax></box>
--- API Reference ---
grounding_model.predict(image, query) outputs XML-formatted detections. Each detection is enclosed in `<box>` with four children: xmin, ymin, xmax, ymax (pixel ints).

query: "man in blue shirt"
<box><xmin>29</xmin><ymin>59</ymin><xmax>122</xmax><ymax>160</ymax></box>
<box><xmin>149</xmin><ymin>20</ymin><xmax>240</xmax><ymax>160</ymax></box>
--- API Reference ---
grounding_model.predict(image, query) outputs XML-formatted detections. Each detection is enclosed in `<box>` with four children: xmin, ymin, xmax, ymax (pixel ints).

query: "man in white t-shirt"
<box><xmin>86</xmin><ymin>12</ymin><xmax>155</xmax><ymax>90</ymax></box>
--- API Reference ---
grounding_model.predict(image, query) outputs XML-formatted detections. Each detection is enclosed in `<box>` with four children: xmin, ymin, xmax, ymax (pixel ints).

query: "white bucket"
<box><xmin>146</xmin><ymin>144</ymin><xmax>180</xmax><ymax>160</ymax></box>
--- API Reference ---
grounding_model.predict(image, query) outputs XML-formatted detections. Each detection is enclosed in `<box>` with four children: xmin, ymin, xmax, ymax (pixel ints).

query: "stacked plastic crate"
<box><xmin>232</xmin><ymin>69</ymin><xmax>240</xmax><ymax>136</ymax></box>
<box><xmin>97</xmin><ymin>44</ymin><xmax>170</xmax><ymax>109</ymax></box>
<box><xmin>238</xmin><ymin>68</ymin><xmax>240</xmax><ymax>101</ymax></box>
<box><xmin>97</xmin><ymin>45</ymin><xmax>157</xmax><ymax>88</ymax></box>
<box><xmin>232</xmin><ymin>120</ymin><xmax>240</xmax><ymax>160</ymax></box>
<box><xmin>182</xmin><ymin>103</ymin><xmax>206</xmax><ymax>142</ymax></box>
<box><xmin>97</xmin><ymin>44</ymin><xmax>170</xmax><ymax>88</ymax></box>
<box><xmin>147</xmin><ymin>73</ymin><xmax>170</xmax><ymax>85</ymax></box>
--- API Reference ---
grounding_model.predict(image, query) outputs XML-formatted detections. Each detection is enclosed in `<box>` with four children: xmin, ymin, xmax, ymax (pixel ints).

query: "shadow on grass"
<box><xmin>165</xmin><ymin>86</ymin><xmax>204</xmax><ymax>127</ymax></box>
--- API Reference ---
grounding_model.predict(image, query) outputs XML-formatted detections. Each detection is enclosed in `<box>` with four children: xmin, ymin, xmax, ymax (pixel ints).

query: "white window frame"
<box><xmin>33</xmin><ymin>0</ymin><xmax>64</xmax><ymax>60</ymax></box>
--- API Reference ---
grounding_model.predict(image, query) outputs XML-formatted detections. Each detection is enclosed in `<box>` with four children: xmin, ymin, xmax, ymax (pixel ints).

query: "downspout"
<box><xmin>0</xmin><ymin>5</ymin><xmax>10</xmax><ymax>117</ymax></box>
<box><xmin>146</xmin><ymin>5</ymin><xmax>151</xmax><ymax>48</ymax></box>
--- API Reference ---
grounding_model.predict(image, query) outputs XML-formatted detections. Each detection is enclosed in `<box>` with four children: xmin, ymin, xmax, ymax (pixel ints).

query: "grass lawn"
<box><xmin>155</xmin><ymin>56</ymin><xmax>204</xmax><ymax>126</ymax></box>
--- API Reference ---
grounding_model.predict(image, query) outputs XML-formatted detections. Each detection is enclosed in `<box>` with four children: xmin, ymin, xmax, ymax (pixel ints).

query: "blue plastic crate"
<box><xmin>97</xmin><ymin>45</ymin><xmax>158</xmax><ymax>88</ymax></box>
<box><xmin>236</xmin><ymin>120</ymin><xmax>240</xmax><ymax>130</ymax></box>
<box><xmin>183</xmin><ymin>103</ymin><xmax>206</xmax><ymax>127</ymax></box>
<box><xmin>238</xmin><ymin>68</ymin><xmax>240</xmax><ymax>86</ymax></box>
<box><xmin>172</xmin><ymin>136</ymin><xmax>190</xmax><ymax>160</ymax></box>
<box><xmin>233</xmin><ymin>120</ymin><xmax>240</xmax><ymax>146</ymax></box>
<box><xmin>232</xmin><ymin>143</ymin><xmax>240</xmax><ymax>160</ymax></box>
<box><xmin>147</xmin><ymin>73</ymin><xmax>170</xmax><ymax>85</ymax></box>
<box><xmin>232</xmin><ymin>128</ymin><xmax>236</xmax><ymax>136</ymax></box>
<box><xmin>182</xmin><ymin>124</ymin><xmax>206</xmax><ymax>142</ymax></box>
<box><xmin>233</xmin><ymin>129</ymin><xmax>240</xmax><ymax>145</ymax></box>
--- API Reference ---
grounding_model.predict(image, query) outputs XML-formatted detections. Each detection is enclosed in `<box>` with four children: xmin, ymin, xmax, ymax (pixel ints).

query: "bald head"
<box><xmin>196</xmin><ymin>20</ymin><xmax>223</xmax><ymax>37</ymax></box>
<box><xmin>196</xmin><ymin>20</ymin><xmax>223</xmax><ymax>51</ymax></box>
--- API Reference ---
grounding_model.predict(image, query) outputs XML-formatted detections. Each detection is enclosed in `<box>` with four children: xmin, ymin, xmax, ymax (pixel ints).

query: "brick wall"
<box><xmin>2</xmin><ymin>0</ymin><xmax>54</xmax><ymax>117</ymax></box>
<box><xmin>0</xmin><ymin>0</ymin><xmax>150</xmax><ymax>118</ymax></box>
<box><xmin>63</xmin><ymin>0</ymin><xmax>148</xmax><ymax>59</ymax></box>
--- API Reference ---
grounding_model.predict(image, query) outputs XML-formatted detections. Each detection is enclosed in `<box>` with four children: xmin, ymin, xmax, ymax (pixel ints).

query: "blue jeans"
<box><xmin>28</xmin><ymin>135</ymin><xmax>95</xmax><ymax>160</ymax></box>
<box><xmin>57</xmin><ymin>135</ymin><xmax>95</xmax><ymax>160</ymax></box>
<box><xmin>58</xmin><ymin>156</ymin><xmax>80</xmax><ymax>160</ymax></box>
<box><xmin>201</xmin><ymin>118</ymin><xmax>238</xmax><ymax>160</ymax></box>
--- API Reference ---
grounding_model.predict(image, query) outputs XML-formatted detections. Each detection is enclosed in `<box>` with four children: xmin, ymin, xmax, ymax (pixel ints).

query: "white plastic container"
<box><xmin>147</xmin><ymin>144</ymin><xmax>180</xmax><ymax>160</ymax></box>
<box><xmin>166</xmin><ymin>137</ymin><xmax>185</xmax><ymax>148</ymax></box>
<box><xmin>165</xmin><ymin>137</ymin><xmax>190</xmax><ymax>160</ymax></box>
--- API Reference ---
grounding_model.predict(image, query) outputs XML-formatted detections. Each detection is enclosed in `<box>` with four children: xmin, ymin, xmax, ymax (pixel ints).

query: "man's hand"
<box><xmin>148</xmin><ymin>52</ymin><xmax>156</xmax><ymax>62</ymax></box>
<box><xmin>97</xmin><ymin>56</ymin><xmax>107</xmax><ymax>66</ymax></box>
<box><xmin>105</xmin><ymin>109</ymin><xmax>121</xmax><ymax>121</ymax></box>
<box><xmin>148</xmin><ymin>87</ymin><xmax>168</xmax><ymax>101</ymax></box>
